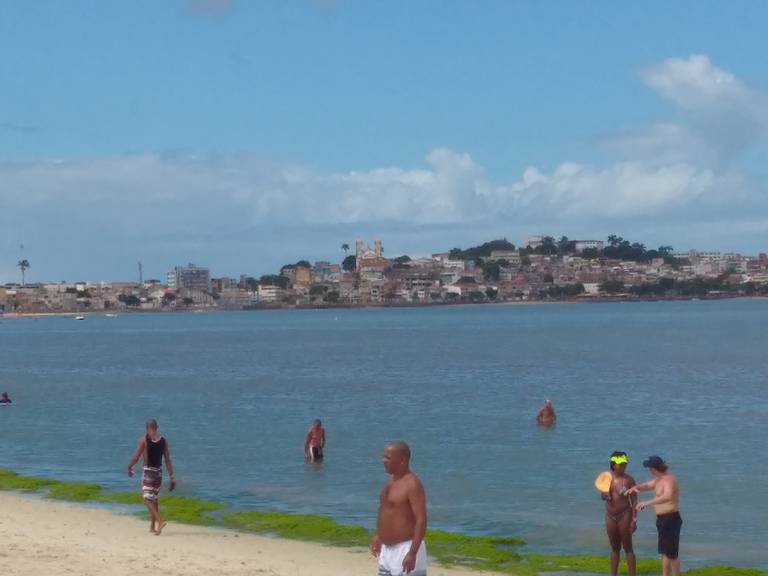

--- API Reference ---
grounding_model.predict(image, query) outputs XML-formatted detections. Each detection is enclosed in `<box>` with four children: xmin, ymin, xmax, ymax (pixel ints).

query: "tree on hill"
<box><xmin>341</xmin><ymin>243</ymin><xmax>350</xmax><ymax>256</ymax></box>
<box><xmin>449</xmin><ymin>239</ymin><xmax>516</xmax><ymax>261</ymax></box>
<box><xmin>309</xmin><ymin>285</ymin><xmax>327</xmax><ymax>296</ymax></box>
<box><xmin>118</xmin><ymin>294</ymin><xmax>141</xmax><ymax>307</ymax></box>
<box><xmin>324</xmin><ymin>291</ymin><xmax>340</xmax><ymax>304</ymax></box>
<box><xmin>483</xmin><ymin>262</ymin><xmax>501</xmax><ymax>281</ymax></box>
<box><xmin>282</xmin><ymin>260</ymin><xmax>311</xmax><ymax>270</ymax></box>
<box><xmin>17</xmin><ymin>259</ymin><xmax>30</xmax><ymax>286</ymax></box>
<box><xmin>557</xmin><ymin>236</ymin><xmax>575</xmax><ymax>255</ymax></box>
<box><xmin>342</xmin><ymin>255</ymin><xmax>356</xmax><ymax>272</ymax></box>
<box><xmin>259</xmin><ymin>275</ymin><xmax>290</xmax><ymax>289</ymax></box>
<box><xmin>600</xmin><ymin>280</ymin><xmax>626</xmax><ymax>294</ymax></box>
<box><xmin>545</xmin><ymin>283</ymin><xmax>585</xmax><ymax>298</ymax></box>
<box><xmin>533</xmin><ymin>236</ymin><xmax>558</xmax><ymax>255</ymax></box>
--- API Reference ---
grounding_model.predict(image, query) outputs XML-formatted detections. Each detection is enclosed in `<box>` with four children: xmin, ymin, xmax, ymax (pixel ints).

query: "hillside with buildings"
<box><xmin>3</xmin><ymin>235</ymin><xmax>768</xmax><ymax>314</ymax></box>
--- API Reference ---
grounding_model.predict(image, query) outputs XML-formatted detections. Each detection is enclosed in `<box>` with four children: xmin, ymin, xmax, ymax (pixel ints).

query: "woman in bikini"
<box><xmin>602</xmin><ymin>451</ymin><xmax>637</xmax><ymax>576</ymax></box>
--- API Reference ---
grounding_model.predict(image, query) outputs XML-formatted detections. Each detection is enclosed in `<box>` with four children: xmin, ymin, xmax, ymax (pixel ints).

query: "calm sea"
<box><xmin>1</xmin><ymin>301</ymin><xmax>765</xmax><ymax>568</ymax></box>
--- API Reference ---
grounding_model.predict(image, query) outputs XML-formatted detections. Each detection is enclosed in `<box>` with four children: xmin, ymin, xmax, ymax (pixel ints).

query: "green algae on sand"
<box><xmin>221</xmin><ymin>510</ymin><xmax>371</xmax><ymax>546</ymax></box>
<box><xmin>1</xmin><ymin>468</ymin><xmax>765</xmax><ymax>576</ymax></box>
<box><xmin>0</xmin><ymin>468</ymin><xmax>58</xmax><ymax>491</ymax></box>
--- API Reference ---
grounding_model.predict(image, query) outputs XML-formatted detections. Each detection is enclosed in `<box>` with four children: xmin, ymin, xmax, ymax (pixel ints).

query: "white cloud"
<box><xmin>640</xmin><ymin>54</ymin><xmax>755</xmax><ymax>112</ymax></box>
<box><xmin>0</xmin><ymin>54</ymin><xmax>766</xmax><ymax>281</ymax></box>
<box><xmin>636</xmin><ymin>55</ymin><xmax>768</xmax><ymax>161</ymax></box>
<box><xmin>486</xmin><ymin>162</ymin><xmax>722</xmax><ymax>219</ymax></box>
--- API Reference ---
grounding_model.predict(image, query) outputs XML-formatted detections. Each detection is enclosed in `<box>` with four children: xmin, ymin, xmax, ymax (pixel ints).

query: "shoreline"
<box><xmin>0</xmin><ymin>492</ymin><xmax>477</xmax><ymax>576</ymax></box>
<box><xmin>0</xmin><ymin>469</ymin><xmax>764</xmax><ymax>576</ymax></box>
<box><xmin>2</xmin><ymin>295</ymin><xmax>766</xmax><ymax>319</ymax></box>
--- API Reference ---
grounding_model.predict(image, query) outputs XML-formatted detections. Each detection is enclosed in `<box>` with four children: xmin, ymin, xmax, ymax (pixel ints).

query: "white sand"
<box><xmin>0</xmin><ymin>492</ymin><xmax>493</xmax><ymax>576</ymax></box>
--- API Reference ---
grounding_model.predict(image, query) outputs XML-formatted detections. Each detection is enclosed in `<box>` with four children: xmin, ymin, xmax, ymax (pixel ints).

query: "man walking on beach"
<box><xmin>370</xmin><ymin>441</ymin><xmax>427</xmax><ymax>576</ymax></box>
<box><xmin>127</xmin><ymin>419</ymin><xmax>176</xmax><ymax>535</ymax></box>
<box><xmin>304</xmin><ymin>419</ymin><xmax>326</xmax><ymax>462</ymax></box>
<box><xmin>627</xmin><ymin>456</ymin><xmax>682</xmax><ymax>576</ymax></box>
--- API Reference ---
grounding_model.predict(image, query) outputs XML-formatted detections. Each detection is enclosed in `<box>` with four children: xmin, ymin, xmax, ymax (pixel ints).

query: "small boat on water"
<box><xmin>105</xmin><ymin>313</ymin><xmax>117</xmax><ymax>318</ymax></box>
<box><xmin>74</xmin><ymin>315</ymin><xmax>85</xmax><ymax>320</ymax></box>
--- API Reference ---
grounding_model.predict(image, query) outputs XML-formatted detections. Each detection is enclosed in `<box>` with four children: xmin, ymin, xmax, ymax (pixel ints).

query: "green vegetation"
<box><xmin>342</xmin><ymin>255</ymin><xmax>356</xmax><ymax>271</ymax></box>
<box><xmin>450</xmin><ymin>239</ymin><xmax>516</xmax><ymax>261</ymax></box>
<box><xmin>323</xmin><ymin>290</ymin><xmax>340</xmax><ymax>303</ymax></box>
<box><xmin>47</xmin><ymin>481</ymin><xmax>105</xmax><ymax>501</ymax></box>
<box><xmin>282</xmin><ymin>260</ymin><xmax>311</xmax><ymax>271</ymax></box>
<box><xmin>629</xmin><ymin>274</ymin><xmax>768</xmax><ymax>297</ymax></box>
<box><xmin>17</xmin><ymin>258</ymin><xmax>30</xmax><ymax>286</ymax></box>
<box><xmin>117</xmin><ymin>293</ymin><xmax>141</xmax><ymax>306</ymax></box>
<box><xmin>0</xmin><ymin>468</ymin><xmax>57</xmax><ymax>491</ymax></box>
<box><xmin>543</xmin><ymin>283</ymin><xmax>585</xmax><ymax>298</ymax></box>
<box><xmin>221</xmin><ymin>510</ymin><xmax>371</xmax><ymax>546</ymax></box>
<box><xmin>425</xmin><ymin>530</ymin><xmax>524</xmax><ymax>572</ymax></box>
<box><xmin>682</xmin><ymin>568</ymin><xmax>768</xmax><ymax>576</ymax></box>
<box><xmin>1</xmin><ymin>468</ymin><xmax>765</xmax><ymax>576</ymax></box>
<box><xmin>309</xmin><ymin>285</ymin><xmax>327</xmax><ymax>296</ymax></box>
<box><xmin>144</xmin><ymin>495</ymin><xmax>224</xmax><ymax>525</ymax></box>
<box><xmin>483</xmin><ymin>262</ymin><xmax>502</xmax><ymax>281</ymax></box>
<box><xmin>259</xmin><ymin>274</ymin><xmax>290</xmax><ymax>289</ymax></box>
<box><xmin>523</xmin><ymin>553</ymin><xmax>660</xmax><ymax>575</ymax></box>
<box><xmin>603</xmin><ymin>236</ymin><xmax>676</xmax><ymax>263</ymax></box>
<box><xmin>600</xmin><ymin>280</ymin><xmax>627</xmax><ymax>294</ymax></box>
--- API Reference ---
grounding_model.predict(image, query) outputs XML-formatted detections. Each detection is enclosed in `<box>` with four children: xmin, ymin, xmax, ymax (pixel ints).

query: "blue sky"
<box><xmin>1</xmin><ymin>1</ymin><xmax>767</xmax><ymax>281</ymax></box>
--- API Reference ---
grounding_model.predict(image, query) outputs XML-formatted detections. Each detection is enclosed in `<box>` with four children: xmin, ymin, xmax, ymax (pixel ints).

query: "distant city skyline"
<box><xmin>1</xmin><ymin>2</ymin><xmax>767</xmax><ymax>282</ymax></box>
<box><xmin>4</xmin><ymin>232</ymin><xmax>765</xmax><ymax>285</ymax></box>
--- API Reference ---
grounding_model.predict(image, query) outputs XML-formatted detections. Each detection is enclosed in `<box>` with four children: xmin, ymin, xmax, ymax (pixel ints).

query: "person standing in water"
<box><xmin>536</xmin><ymin>399</ymin><xmax>556</xmax><ymax>426</ymax></box>
<box><xmin>601</xmin><ymin>451</ymin><xmax>637</xmax><ymax>576</ymax></box>
<box><xmin>628</xmin><ymin>456</ymin><xmax>682</xmax><ymax>576</ymax></box>
<box><xmin>370</xmin><ymin>441</ymin><xmax>427</xmax><ymax>576</ymax></box>
<box><xmin>0</xmin><ymin>392</ymin><xmax>11</xmax><ymax>404</ymax></box>
<box><xmin>127</xmin><ymin>418</ymin><xmax>176</xmax><ymax>535</ymax></box>
<box><xmin>304</xmin><ymin>419</ymin><xmax>326</xmax><ymax>462</ymax></box>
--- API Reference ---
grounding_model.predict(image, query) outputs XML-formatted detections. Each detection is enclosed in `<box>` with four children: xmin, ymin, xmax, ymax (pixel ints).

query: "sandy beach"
<box><xmin>0</xmin><ymin>492</ymin><xmax>490</xmax><ymax>576</ymax></box>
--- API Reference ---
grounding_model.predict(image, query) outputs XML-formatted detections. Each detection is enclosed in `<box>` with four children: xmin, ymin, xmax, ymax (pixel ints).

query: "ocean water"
<box><xmin>0</xmin><ymin>300</ymin><xmax>766</xmax><ymax>568</ymax></box>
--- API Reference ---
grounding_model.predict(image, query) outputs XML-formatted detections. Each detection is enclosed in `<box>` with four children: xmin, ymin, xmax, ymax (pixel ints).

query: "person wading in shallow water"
<box><xmin>536</xmin><ymin>399</ymin><xmax>556</xmax><ymax>426</ymax></box>
<box><xmin>628</xmin><ymin>456</ymin><xmax>682</xmax><ymax>576</ymax></box>
<box><xmin>601</xmin><ymin>451</ymin><xmax>637</xmax><ymax>576</ymax></box>
<box><xmin>304</xmin><ymin>419</ymin><xmax>326</xmax><ymax>462</ymax></box>
<box><xmin>370</xmin><ymin>441</ymin><xmax>427</xmax><ymax>576</ymax></box>
<box><xmin>127</xmin><ymin>418</ymin><xmax>176</xmax><ymax>535</ymax></box>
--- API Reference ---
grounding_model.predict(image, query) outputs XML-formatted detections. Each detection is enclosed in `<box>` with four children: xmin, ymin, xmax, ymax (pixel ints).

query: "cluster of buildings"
<box><xmin>3</xmin><ymin>237</ymin><xmax>768</xmax><ymax>314</ymax></box>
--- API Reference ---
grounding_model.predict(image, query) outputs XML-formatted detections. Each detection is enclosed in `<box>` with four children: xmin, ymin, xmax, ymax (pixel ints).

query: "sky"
<box><xmin>1</xmin><ymin>0</ymin><xmax>767</xmax><ymax>282</ymax></box>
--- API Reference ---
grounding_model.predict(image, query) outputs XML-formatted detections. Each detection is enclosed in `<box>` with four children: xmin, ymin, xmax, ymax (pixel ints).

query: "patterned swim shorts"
<box><xmin>141</xmin><ymin>466</ymin><xmax>162</xmax><ymax>501</ymax></box>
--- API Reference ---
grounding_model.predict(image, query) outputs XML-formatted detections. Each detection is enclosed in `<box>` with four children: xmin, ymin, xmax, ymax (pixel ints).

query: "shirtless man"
<box><xmin>536</xmin><ymin>399</ymin><xmax>556</xmax><ymax>426</ymax></box>
<box><xmin>127</xmin><ymin>419</ymin><xmax>176</xmax><ymax>535</ymax></box>
<box><xmin>304</xmin><ymin>419</ymin><xmax>326</xmax><ymax>462</ymax></box>
<box><xmin>627</xmin><ymin>456</ymin><xmax>682</xmax><ymax>576</ymax></box>
<box><xmin>601</xmin><ymin>451</ymin><xmax>637</xmax><ymax>576</ymax></box>
<box><xmin>370</xmin><ymin>442</ymin><xmax>427</xmax><ymax>576</ymax></box>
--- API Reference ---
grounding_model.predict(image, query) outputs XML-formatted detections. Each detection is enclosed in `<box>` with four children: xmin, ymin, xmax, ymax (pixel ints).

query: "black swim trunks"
<box><xmin>310</xmin><ymin>446</ymin><xmax>324</xmax><ymax>461</ymax></box>
<box><xmin>656</xmin><ymin>511</ymin><xmax>683</xmax><ymax>559</ymax></box>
